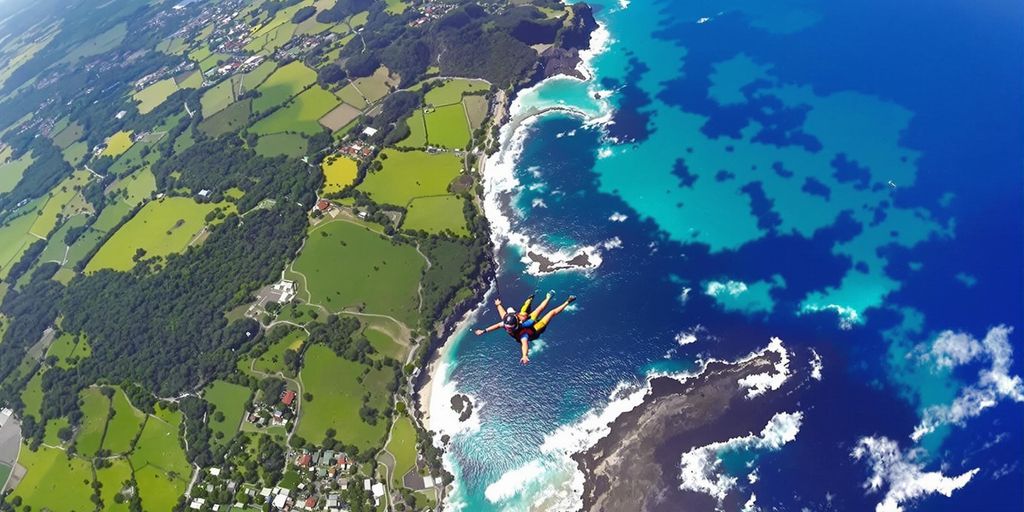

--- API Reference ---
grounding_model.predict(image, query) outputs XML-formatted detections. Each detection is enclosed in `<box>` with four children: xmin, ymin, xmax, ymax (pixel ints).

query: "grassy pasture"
<box><xmin>62</xmin><ymin>140</ymin><xmax>88</xmax><ymax>166</ymax></box>
<box><xmin>253</xmin><ymin>328</ymin><xmax>306</xmax><ymax>376</ymax></box>
<box><xmin>296</xmin><ymin>344</ymin><xmax>392</xmax><ymax>450</ymax></box>
<box><xmin>236</xmin><ymin>60</ymin><xmax>277</xmax><ymax>92</ymax></box>
<box><xmin>8</xmin><ymin>446</ymin><xmax>94</xmax><ymax>511</ymax></box>
<box><xmin>0</xmin><ymin>200</ymin><xmax>44</xmax><ymax>278</ymax></box>
<box><xmin>321</xmin><ymin>156</ymin><xmax>358</xmax><ymax>194</ymax></box>
<box><xmin>200</xmin><ymin>79</ymin><xmax>236</xmax><ymax>117</ymax></box>
<box><xmin>386</xmin><ymin>415</ymin><xmax>417</xmax><ymax>486</ymax></box>
<box><xmin>0</xmin><ymin>150</ymin><xmax>34</xmax><ymax>194</ymax></box>
<box><xmin>131</xmin><ymin>407</ymin><xmax>190</xmax><ymax>512</ymax></box>
<box><xmin>464</xmin><ymin>95</ymin><xmax>488</xmax><ymax>130</ymax></box>
<box><xmin>103</xmin><ymin>387</ymin><xmax>146</xmax><ymax>454</ymax></box>
<box><xmin>199</xmin><ymin>98</ymin><xmax>251</xmax><ymax>137</ymax></box>
<box><xmin>251</xmin><ymin>85</ymin><xmax>339</xmax><ymax>136</ymax></box>
<box><xmin>404</xmin><ymin>195</ymin><xmax>469</xmax><ymax>235</ymax></box>
<box><xmin>102</xmin><ymin>130</ymin><xmax>134</xmax><ymax>157</ymax></box>
<box><xmin>198</xmin><ymin>52</ymin><xmax>232</xmax><ymax>73</ymax></box>
<box><xmin>96</xmin><ymin>458</ymin><xmax>133</xmax><ymax>511</ymax></box>
<box><xmin>52</xmin><ymin>122</ymin><xmax>84</xmax><ymax>149</ymax></box>
<box><xmin>292</xmin><ymin>220</ymin><xmax>423</xmax><ymax>324</ymax></box>
<box><xmin>113</xmin><ymin>167</ymin><xmax>157</xmax><ymax>205</ymax></box>
<box><xmin>85</xmin><ymin>197</ymin><xmax>229</xmax><ymax>273</ymax></box>
<box><xmin>385</xmin><ymin>0</ymin><xmax>409</xmax><ymax>14</ymax></box>
<box><xmin>75</xmin><ymin>387</ymin><xmax>109</xmax><ymax>457</ymax></box>
<box><xmin>43</xmin><ymin>416</ymin><xmax>70</xmax><ymax>446</ymax></box>
<box><xmin>176</xmin><ymin>69</ymin><xmax>203</xmax><ymax>89</ymax></box>
<box><xmin>336</xmin><ymin>83</ymin><xmax>368</xmax><ymax>109</ymax></box>
<box><xmin>364</xmin><ymin>327</ymin><xmax>404</xmax><ymax>360</ymax></box>
<box><xmin>107</xmin><ymin>135</ymin><xmax>162</xmax><ymax>176</ymax></box>
<box><xmin>30</xmin><ymin>171</ymin><xmax>91</xmax><ymax>237</ymax></box>
<box><xmin>398</xmin><ymin>110</ymin><xmax>427</xmax><ymax>148</ymax></box>
<box><xmin>204</xmin><ymin>380</ymin><xmax>251</xmax><ymax>444</ymax></box>
<box><xmin>351</xmin><ymin>67</ymin><xmax>391</xmax><ymax>103</ymax></box>
<box><xmin>424</xmin><ymin>78</ymin><xmax>489</xmax><ymax>106</ymax></box>
<box><xmin>133</xmin><ymin>78</ymin><xmax>179</xmax><ymax>115</ymax></box>
<box><xmin>19</xmin><ymin>370</ymin><xmax>43</xmax><ymax>419</ymax></box>
<box><xmin>319</xmin><ymin>102</ymin><xmax>362</xmax><ymax>131</ymax></box>
<box><xmin>253</xmin><ymin>61</ymin><xmax>317</xmax><ymax>114</ymax></box>
<box><xmin>424</xmin><ymin>103</ymin><xmax>470</xmax><ymax>149</ymax></box>
<box><xmin>359</xmin><ymin>149</ymin><xmax>462</xmax><ymax>206</ymax></box>
<box><xmin>61</xmin><ymin>22</ymin><xmax>127</xmax><ymax>63</ymax></box>
<box><xmin>254</xmin><ymin>132</ymin><xmax>307</xmax><ymax>158</ymax></box>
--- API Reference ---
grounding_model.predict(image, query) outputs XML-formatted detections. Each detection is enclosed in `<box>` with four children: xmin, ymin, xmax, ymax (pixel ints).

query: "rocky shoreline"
<box><xmin>571</xmin><ymin>343</ymin><xmax>806</xmax><ymax>511</ymax></box>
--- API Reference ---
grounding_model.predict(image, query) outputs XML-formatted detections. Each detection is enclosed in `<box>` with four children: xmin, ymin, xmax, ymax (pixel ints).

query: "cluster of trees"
<box><xmin>179</xmin><ymin>396</ymin><xmax>218</xmax><ymax>466</ymax></box>
<box><xmin>316</xmin><ymin>0</ymin><xmax>374</xmax><ymax>24</ymax></box>
<box><xmin>0</xmin><ymin>139</ymin><xmax>72</xmax><ymax>214</ymax></box>
<box><xmin>307</xmin><ymin>315</ymin><xmax>374</xmax><ymax>363</ymax></box>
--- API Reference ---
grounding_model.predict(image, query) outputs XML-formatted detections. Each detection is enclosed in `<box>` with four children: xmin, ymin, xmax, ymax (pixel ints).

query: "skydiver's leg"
<box><xmin>529</xmin><ymin>291</ymin><xmax>553</xmax><ymax>319</ymax></box>
<box><xmin>519</xmin><ymin>294</ymin><xmax>535</xmax><ymax>316</ymax></box>
<box><xmin>533</xmin><ymin>295</ymin><xmax>575</xmax><ymax>331</ymax></box>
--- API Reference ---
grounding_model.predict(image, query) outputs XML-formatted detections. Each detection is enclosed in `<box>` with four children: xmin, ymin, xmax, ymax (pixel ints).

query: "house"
<box><xmin>314</xmin><ymin>199</ymin><xmax>331</xmax><ymax>212</ymax></box>
<box><xmin>298</xmin><ymin>453</ymin><xmax>312</xmax><ymax>467</ymax></box>
<box><xmin>281</xmin><ymin>390</ymin><xmax>296</xmax><ymax>406</ymax></box>
<box><xmin>361</xmin><ymin>126</ymin><xmax>378</xmax><ymax>137</ymax></box>
<box><xmin>304</xmin><ymin>497</ymin><xmax>317</xmax><ymax>509</ymax></box>
<box><xmin>209</xmin><ymin>467</ymin><xmax>221</xmax><ymax>477</ymax></box>
<box><xmin>272</xmin><ymin>494</ymin><xmax>287</xmax><ymax>509</ymax></box>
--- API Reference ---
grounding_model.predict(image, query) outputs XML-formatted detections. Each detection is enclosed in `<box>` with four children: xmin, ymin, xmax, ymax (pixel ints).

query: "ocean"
<box><xmin>428</xmin><ymin>0</ymin><xmax>1024</xmax><ymax>510</ymax></box>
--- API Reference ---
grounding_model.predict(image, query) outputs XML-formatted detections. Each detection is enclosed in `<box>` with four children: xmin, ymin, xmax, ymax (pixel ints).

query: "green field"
<box><xmin>52</xmin><ymin>122</ymin><xmax>84</xmax><ymax>149</ymax></box>
<box><xmin>44</xmin><ymin>332</ymin><xmax>90</xmax><ymax>368</ymax></box>
<box><xmin>464</xmin><ymin>95</ymin><xmax>488</xmax><ymax>130</ymax></box>
<box><xmin>335</xmin><ymin>83</ymin><xmax>367</xmax><ymax>109</ymax></box>
<box><xmin>204</xmin><ymin>380</ymin><xmax>251</xmax><ymax>444</ymax></box>
<box><xmin>113</xmin><ymin>167</ymin><xmax>157</xmax><ymax>205</ymax></box>
<box><xmin>424</xmin><ymin>103</ymin><xmax>470</xmax><ymax>149</ymax></box>
<box><xmin>30</xmin><ymin>171</ymin><xmax>90</xmax><ymax>236</ymax></box>
<box><xmin>0</xmin><ymin>200</ymin><xmax>44</xmax><ymax>278</ymax></box>
<box><xmin>385</xmin><ymin>0</ymin><xmax>409</xmax><ymax>14</ymax></box>
<box><xmin>173</xmin><ymin>127</ymin><xmax>195</xmax><ymax>153</ymax></box>
<box><xmin>255</xmin><ymin>132</ymin><xmax>307</xmax><ymax>158</ymax></box>
<box><xmin>0</xmin><ymin>150</ymin><xmax>34</xmax><ymax>194</ymax></box>
<box><xmin>199</xmin><ymin>98</ymin><xmax>251</xmax><ymax>137</ymax></box>
<box><xmin>61</xmin><ymin>22</ymin><xmax>127</xmax><ymax>63</ymax></box>
<box><xmin>131</xmin><ymin>406</ymin><xmax>191</xmax><ymax>511</ymax></box>
<box><xmin>253</xmin><ymin>61</ymin><xmax>317</xmax><ymax>114</ymax></box>
<box><xmin>176</xmin><ymin>69</ymin><xmax>203</xmax><ymax>89</ymax></box>
<box><xmin>235</xmin><ymin>60</ymin><xmax>277</xmax><ymax>95</ymax></box>
<box><xmin>364</xmin><ymin>327</ymin><xmax>404</xmax><ymax>360</ymax></box>
<box><xmin>253</xmin><ymin>329</ymin><xmax>306</xmax><ymax>376</ymax></box>
<box><xmin>386</xmin><ymin>415</ymin><xmax>417</xmax><ymax>486</ymax></box>
<box><xmin>251</xmin><ymin>85</ymin><xmax>339</xmax><ymax>136</ymax></box>
<box><xmin>85</xmin><ymin>197</ymin><xmax>229</xmax><ymax>273</ymax></box>
<box><xmin>133</xmin><ymin>78</ymin><xmax>179</xmax><ymax>115</ymax></box>
<box><xmin>96</xmin><ymin>458</ymin><xmax>133</xmax><ymax>511</ymax></box>
<box><xmin>351</xmin><ymin>66</ymin><xmax>391</xmax><ymax>103</ymax></box>
<box><xmin>321</xmin><ymin>156</ymin><xmax>358</xmax><ymax>194</ymax></box>
<box><xmin>404</xmin><ymin>195</ymin><xmax>469</xmax><ymax>235</ymax></box>
<box><xmin>198</xmin><ymin>52</ymin><xmax>232</xmax><ymax>73</ymax></box>
<box><xmin>8</xmin><ymin>446</ymin><xmax>94</xmax><ymax>511</ymax></box>
<box><xmin>62</xmin><ymin>140</ymin><xmax>88</xmax><ymax>166</ymax></box>
<box><xmin>76</xmin><ymin>387</ymin><xmax>109</xmax><ymax>456</ymax></box>
<box><xmin>103</xmin><ymin>387</ymin><xmax>146</xmax><ymax>454</ymax></box>
<box><xmin>293</xmin><ymin>221</ymin><xmax>423</xmax><ymax>324</ymax></box>
<box><xmin>398</xmin><ymin>110</ymin><xmax>427</xmax><ymax>148</ymax></box>
<box><xmin>296</xmin><ymin>344</ymin><xmax>391</xmax><ymax>450</ymax></box>
<box><xmin>108</xmin><ymin>135</ymin><xmax>162</xmax><ymax>176</ymax></box>
<box><xmin>424</xmin><ymin>78</ymin><xmax>488</xmax><ymax>106</ymax></box>
<box><xmin>102</xmin><ymin>130</ymin><xmax>134</xmax><ymax>157</ymax></box>
<box><xmin>200</xmin><ymin>79</ymin><xmax>236</xmax><ymax>117</ymax></box>
<box><xmin>19</xmin><ymin>369</ymin><xmax>43</xmax><ymax>418</ymax></box>
<box><xmin>359</xmin><ymin>149</ymin><xmax>462</xmax><ymax>206</ymax></box>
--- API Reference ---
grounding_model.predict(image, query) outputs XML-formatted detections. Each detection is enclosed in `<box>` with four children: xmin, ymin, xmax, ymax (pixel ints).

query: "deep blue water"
<box><xmin>435</xmin><ymin>0</ymin><xmax>1024</xmax><ymax>510</ymax></box>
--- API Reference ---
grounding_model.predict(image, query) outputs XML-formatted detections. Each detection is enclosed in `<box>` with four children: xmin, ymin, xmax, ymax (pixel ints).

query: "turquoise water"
<box><xmin>432</xmin><ymin>0</ymin><xmax>1023</xmax><ymax>510</ymax></box>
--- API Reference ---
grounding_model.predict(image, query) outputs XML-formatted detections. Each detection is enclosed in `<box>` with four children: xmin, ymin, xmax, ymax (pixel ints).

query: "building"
<box><xmin>314</xmin><ymin>198</ymin><xmax>332</xmax><ymax>212</ymax></box>
<box><xmin>281</xmin><ymin>390</ymin><xmax>296</xmax><ymax>406</ymax></box>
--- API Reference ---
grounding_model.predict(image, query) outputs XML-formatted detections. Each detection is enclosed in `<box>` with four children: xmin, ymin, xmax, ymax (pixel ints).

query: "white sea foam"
<box><xmin>675</xmin><ymin>325</ymin><xmax>705</xmax><ymax>346</ymax></box>
<box><xmin>484</xmin><ymin>460</ymin><xmax>546</xmax><ymax>503</ymax></box>
<box><xmin>531</xmin><ymin>198</ymin><xmax>548</xmax><ymax>208</ymax></box>
<box><xmin>706</xmin><ymin>279</ymin><xmax>748</xmax><ymax>297</ymax></box>
<box><xmin>852</xmin><ymin>436</ymin><xmax>979</xmax><ymax>512</ymax></box>
<box><xmin>597</xmin><ymin>146</ymin><xmax>613</xmax><ymax>159</ymax></box>
<box><xmin>608</xmin><ymin>212</ymin><xmax>628</xmax><ymax>222</ymax></box>
<box><xmin>801</xmin><ymin>303</ymin><xmax>861</xmax><ymax>330</ymax></box>
<box><xmin>737</xmin><ymin>337</ymin><xmax>792</xmax><ymax>398</ymax></box>
<box><xmin>678</xmin><ymin>411</ymin><xmax>804</xmax><ymax>504</ymax></box>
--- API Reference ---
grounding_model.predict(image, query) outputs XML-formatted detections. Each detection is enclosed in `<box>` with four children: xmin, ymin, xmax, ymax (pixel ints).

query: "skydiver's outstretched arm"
<box><xmin>493</xmin><ymin>298</ymin><xmax>506</xmax><ymax>318</ymax></box>
<box><xmin>520</xmin><ymin>336</ymin><xmax>530</xmax><ymax>365</ymax></box>
<box><xmin>474</xmin><ymin>321</ymin><xmax>503</xmax><ymax>336</ymax></box>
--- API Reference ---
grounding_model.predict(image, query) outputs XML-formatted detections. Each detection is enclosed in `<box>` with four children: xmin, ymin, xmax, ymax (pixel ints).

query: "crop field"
<box><xmin>7</xmin><ymin>446</ymin><xmax>94</xmax><ymax>511</ymax></box>
<box><xmin>96</xmin><ymin>458</ymin><xmax>133</xmax><ymax>511</ymax></box>
<box><xmin>385</xmin><ymin>0</ymin><xmax>409</xmax><ymax>14</ymax></box>
<box><xmin>293</xmin><ymin>220</ymin><xmax>423</xmax><ymax>325</ymax></box>
<box><xmin>424</xmin><ymin>78</ymin><xmax>489</xmax><ymax>106</ymax></box>
<box><xmin>200</xmin><ymin>79</ymin><xmax>236</xmax><ymax>117</ymax></box>
<box><xmin>52</xmin><ymin>121</ymin><xmax>84</xmax><ymax>149</ymax></box>
<box><xmin>85</xmin><ymin>197</ymin><xmax>229</xmax><ymax>273</ymax></box>
<box><xmin>204</xmin><ymin>380</ymin><xmax>251</xmax><ymax>444</ymax></box>
<box><xmin>19</xmin><ymin>370</ymin><xmax>42</xmax><ymax>418</ymax></box>
<box><xmin>175</xmin><ymin>69</ymin><xmax>203</xmax><ymax>89</ymax></box>
<box><xmin>255</xmin><ymin>132</ymin><xmax>307</xmax><ymax>158</ymax></box>
<box><xmin>364</xmin><ymin>327</ymin><xmax>404</xmax><ymax>360</ymax></box>
<box><xmin>76</xmin><ymin>387</ymin><xmax>109</xmax><ymax>456</ymax></box>
<box><xmin>0</xmin><ymin>150</ymin><xmax>34</xmax><ymax>194</ymax></box>
<box><xmin>319</xmin><ymin>102</ymin><xmax>362</xmax><ymax>131</ymax></box>
<box><xmin>251</xmin><ymin>85</ymin><xmax>339</xmax><ymax>136</ymax></box>
<box><xmin>296</xmin><ymin>344</ymin><xmax>392</xmax><ymax>450</ymax></box>
<box><xmin>114</xmin><ymin>167</ymin><xmax>157</xmax><ymax>205</ymax></box>
<box><xmin>386</xmin><ymin>415</ymin><xmax>417</xmax><ymax>485</ymax></box>
<box><xmin>359</xmin><ymin>149</ymin><xmax>462</xmax><ymax>206</ymax></box>
<box><xmin>351</xmin><ymin>66</ymin><xmax>391</xmax><ymax>103</ymax></box>
<box><xmin>104</xmin><ymin>387</ymin><xmax>146</xmax><ymax>454</ymax></box>
<box><xmin>62</xmin><ymin>140</ymin><xmax>88</xmax><ymax>166</ymax></box>
<box><xmin>133</xmin><ymin>78</ymin><xmax>179</xmax><ymax>115</ymax></box>
<box><xmin>321</xmin><ymin>156</ymin><xmax>358</xmax><ymax>194</ymax></box>
<box><xmin>464</xmin><ymin>95</ymin><xmax>489</xmax><ymax>130</ymax></box>
<box><xmin>335</xmin><ymin>83</ymin><xmax>368</xmax><ymax>109</ymax></box>
<box><xmin>398</xmin><ymin>110</ymin><xmax>427</xmax><ymax>148</ymax></box>
<box><xmin>199</xmin><ymin>98</ymin><xmax>251</xmax><ymax>137</ymax></box>
<box><xmin>403</xmin><ymin>195</ymin><xmax>469</xmax><ymax>235</ymax></box>
<box><xmin>253</xmin><ymin>61</ymin><xmax>317</xmax><ymax>114</ymax></box>
<box><xmin>61</xmin><ymin>22</ymin><xmax>127</xmax><ymax>63</ymax></box>
<box><xmin>253</xmin><ymin>328</ymin><xmax>306</xmax><ymax>376</ymax></box>
<box><xmin>102</xmin><ymin>130</ymin><xmax>134</xmax><ymax>157</ymax></box>
<box><xmin>0</xmin><ymin>200</ymin><xmax>44</xmax><ymax>279</ymax></box>
<box><xmin>233</xmin><ymin>60</ymin><xmax>276</xmax><ymax>95</ymax></box>
<box><xmin>30</xmin><ymin>171</ymin><xmax>91</xmax><ymax>237</ymax></box>
<box><xmin>107</xmin><ymin>136</ymin><xmax>162</xmax><ymax>176</ymax></box>
<box><xmin>424</xmin><ymin>103</ymin><xmax>470</xmax><ymax>149</ymax></box>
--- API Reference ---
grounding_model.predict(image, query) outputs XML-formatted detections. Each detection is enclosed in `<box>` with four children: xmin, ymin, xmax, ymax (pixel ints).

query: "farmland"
<box><xmin>7</xmin><ymin>446</ymin><xmax>94</xmax><ymax>511</ymax></box>
<box><xmin>250</xmin><ymin>85</ymin><xmax>339</xmax><ymax>136</ymax></box>
<box><xmin>319</xmin><ymin>102</ymin><xmax>362</xmax><ymax>132</ymax></box>
<box><xmin>133</xmin><ymin>78</ymin><xmax>179</xmax><ymax>114</ymax></box>
<box><xmin>104</xmin><ymin>387</ymin><xmax>146</xmax><ymax>453</ymax></box>
<box><xmin>52</xmin><ymin>122</ymin><xmax>84</xmax><ymax>149</ymax></box>
<box><xmin>359</xmin><ymin>149</ymin><xmax>462</xmax><ymax>206</ymax></box>
<box><xmin>351</xmin><ymin>66</ymin><xmax>392</xmax><ymax>103</ymax></box>
<box><xmin>255</xmin><ymin>132</ymin><xmax>307</xmax><ymax>158</ymax></box>
<box><xmin>131</xmin><ymin>405</ymin><xmax>191</xmax><ymax>512</ymax></box>
<box><xmin>335</xmin><ymin>83</ymin><xmax>367</xmax><ymax>109</ymax></box>
<box><xmin>292</xmin><ymin>220</ymin><xmax>423</xmax><ymax>325</ymax></box>
<box><xmin>253</xmin><ymin>328</ymin><xmax>306</xmax><ymax>376</ymax></box>
<box><xmin>85</xmin><ymin>196</ymin><xmax>230</xmax><ymax>273</ymax></box>
<box><xmin>200</xmin><ymin>79</ymin><xmax>236</xmax><ymax>117</ymax></box>
<box><xmin>364</xmin><ymin>327</ymin><xmax>404</xmax><ymax>360</ymax></box>
<box><xmin>204</xmin><ymin>380</ymin><xmax>251</xmax><ymax>444</ymax></box>
<box><xmin>0</xmin><ymin>150</ymin><xmax>34</xmax><ymax>194</ymax></box>
<box><xmin>252</xmin><ymin>61</ymin><xmax>317</xmax><ymax>114</ymax></box>
<box><xmin>398</xmin><ymin>110</ymin><xmax>427</xmax><ymax>148</ymax></box>
<box><xmin>404</xmin><ymin>195</ymin><xmax>469</xmax><ymax>235</ymax></box>
<box><xmin>424</xmin><ymin>103</ymin><xmax>471</xmax><ymax>149</ymax></box>
<box><xmin>295</xmin><ymin>344</ymin><xmax>393</xmax><ymax>450</ymax></box>
<box><xmin>424</xmin><ymin>78</ymin><xmax>488</xmax><ymax>106</ymax></box>
<box><xmin>464</xmin><ymin>95</ymin><xmax>489</xmax><ymax>130</ymax></box>
<box><xmin>96</xmin><ymin>458</ymin><xmax>133</xmax><ymax>511</ymax></box>
<box><xmin>386</xmin><ymin>415</ymin><xmax>417</xmax><ymax>485</ymax></box>
<box><xmin>75</xmin><ymin>387</ymin><xmax>109</xmax><ymax>457</ymax></box>
<box><xmin>320</xmin><ymin>156</ymin><xmax>358</xmax><ymax>194</ymax></box>
<box><xmin>102</xmin><ymin>130</ymin><xmax>134</xmax><ymax>157</ymax></box>
<box><xmin>199</xmin><ymin>98</ymin><xmax>251</xmax><ymax>137</ymax></box>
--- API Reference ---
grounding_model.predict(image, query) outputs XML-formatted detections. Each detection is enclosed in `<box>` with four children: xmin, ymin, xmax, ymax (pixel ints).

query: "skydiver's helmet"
<box><xmin>503</xmin><ymin>311</ymin><xmax>520</xmax><ymax>330</ymax></box>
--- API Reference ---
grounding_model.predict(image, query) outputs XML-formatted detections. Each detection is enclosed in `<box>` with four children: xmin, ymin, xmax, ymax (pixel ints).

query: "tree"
<box><xmin>292</xmin><ymin>5</ymin><xmax>316</xmax><ymax>23</ymax></box>
<box><xmin>317</xmin><ymin>64</ymin><xmax>346</xmax><ymax>85</ymax></box>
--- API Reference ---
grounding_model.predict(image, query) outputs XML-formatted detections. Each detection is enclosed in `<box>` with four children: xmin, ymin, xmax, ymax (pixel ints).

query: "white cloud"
<box><xmin>912</xmin><ymin>325</ymin><xmax>1024</xmax><ymax>441</ymax></box>
<box><xmin>852</xmin><ymin>436</ymin><xmax>979</xmax><ymax>512</ymax></box>
<box><xmin>737</xmin><ymin>337</ymin><xmax>791</xmax><ymax>398</ymax></box>
<box><xmin>675</xmin><ymin>325</ymin><xmax>705</xmax><ymax>346</ymax></box>
<box><xmin>679</xmin><ymin>411</ymin><xmax>803</xmax><ymax>503</ymax></box>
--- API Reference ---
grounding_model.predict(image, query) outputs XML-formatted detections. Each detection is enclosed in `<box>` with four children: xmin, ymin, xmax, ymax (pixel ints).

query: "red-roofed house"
<box><xmin>298</xmin><ymin>453</ymin><xmax>312</xmax><ymax>467</ymax></box>
<box><xmin>305</xmin><ymin>497</ymin><xmax>317</xmax><ymax>508</ymax></box>
<box><xmin>281</xmin><ymin>390</ymin><xmax>296</xmax><ymax>406</ymax></box>
<box><xmin>314</xmin><ymin>199</ymin><xmax>331</xmax><ymax>212</ymax></box>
